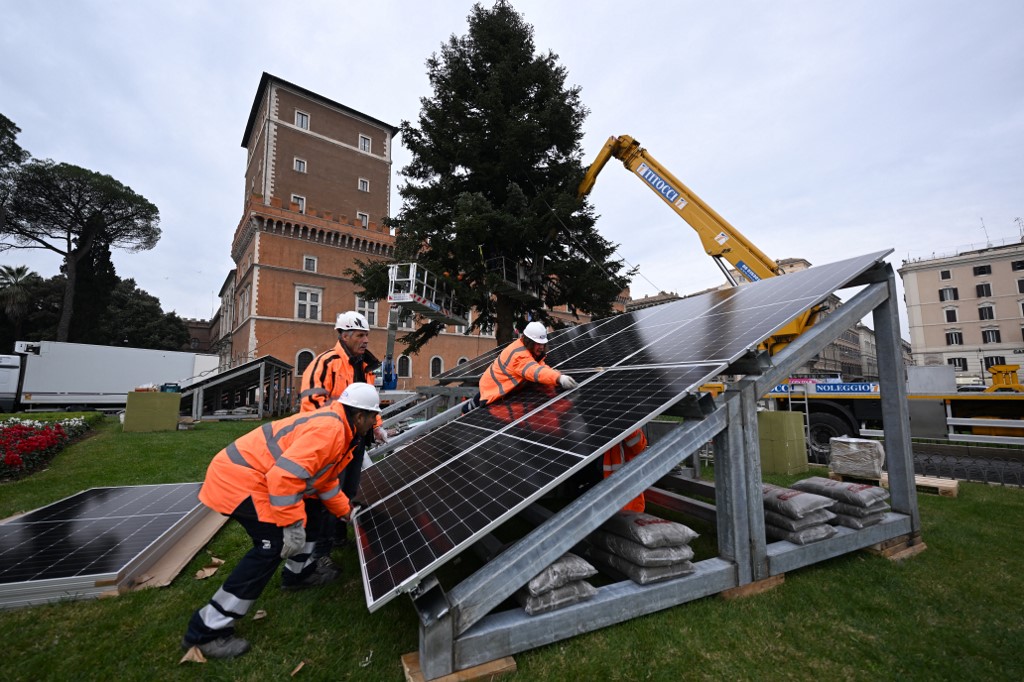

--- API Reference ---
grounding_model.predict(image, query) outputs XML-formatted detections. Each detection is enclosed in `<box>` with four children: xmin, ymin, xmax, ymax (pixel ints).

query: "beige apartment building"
<box><xmin>899</xmin><ymin>237</ymin><xmax>1024</xmax><ymax>385</ymax></box>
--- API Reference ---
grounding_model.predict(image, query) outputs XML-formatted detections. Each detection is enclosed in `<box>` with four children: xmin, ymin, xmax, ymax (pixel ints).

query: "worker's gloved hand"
<box><xmin>280</xmin><ymin>520</ymin><xmax>305</xmax><ymax>559</ymax></box>
<box><xmin>373</xmin><ymin>426</ymin><xmax>389</xmax><ymax>444</ymax></box>
<box><xmin>558</xmin><ymin>374</ymin><xmax>579</xmax><ymax>390</ymax></box>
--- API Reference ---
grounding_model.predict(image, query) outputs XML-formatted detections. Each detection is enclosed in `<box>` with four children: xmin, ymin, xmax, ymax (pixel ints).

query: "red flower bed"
<box><xmin>0</xmin><ymin>418</ymin><xmax>87</xmax><ymax>481</ymax></box>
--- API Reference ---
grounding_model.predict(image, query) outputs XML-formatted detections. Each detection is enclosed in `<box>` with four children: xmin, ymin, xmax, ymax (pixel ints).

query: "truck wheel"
<box><xmin>807</xmin><ymin>413</ymin><xmax>853</xmax><ymax>464</ymax></box>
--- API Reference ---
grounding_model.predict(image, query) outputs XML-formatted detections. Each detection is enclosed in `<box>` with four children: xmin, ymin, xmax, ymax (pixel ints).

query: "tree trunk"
<box><xmin>56</xmin><ymin>256</ymin><xmax>76</xmax><ymax>342</ymax></box>
<box><xmin>494</xmin><ymin>294</ymin><xmax>516</xmax><ymax>346</ymax></box>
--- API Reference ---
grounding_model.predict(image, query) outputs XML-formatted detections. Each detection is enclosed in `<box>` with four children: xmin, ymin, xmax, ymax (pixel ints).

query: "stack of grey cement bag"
<box><xmin>516</xmin><ymin>511</ymin><xmax>701</xmax><ymax>616</ymax></box>
<box><xmin>790</xmin><ymin>476</ymin><xmax>891</xmax><ymax>529</ymax></box>
<box><xmin>763</xmin><ymin>476</ymin><xmax>892</xmax><ymax>545</ymax></box>
<box><xmin>583</xmin><ymin>511</ymin><xmax>699</xmax><ymax>585</ymax></box>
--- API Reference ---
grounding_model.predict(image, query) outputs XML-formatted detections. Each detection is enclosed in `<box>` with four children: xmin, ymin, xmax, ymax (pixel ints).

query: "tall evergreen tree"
<box><xmin>101</xmin><ymin>279</ymin><xmax>189</xmax><ymax>351</ymax></box>
<box><xmin>352</xmin><ymin>1</ymin><xmax>631</xmax><ymax>350</ymax></box>
<box><xmin>68</xmin><ymin>239</ymin><xmax>118</xmax><ymax>344</ymax></box>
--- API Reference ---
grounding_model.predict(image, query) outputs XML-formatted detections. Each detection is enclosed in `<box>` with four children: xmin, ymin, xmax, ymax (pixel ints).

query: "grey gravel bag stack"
<box><xmin>584</xmin><ymin>511</ymin><xmax>700</xmax><ymax>585</ymax></box>
<box><xmin>516</xmin><ymin>552</ymin><xmax>598</xmax><ymax>615</ymax></box>
<box><xmin>790</xmin><ymin>476</ymin><xmax>891</xmax><ymax>529</ymax></box>
<box><xmin>762</xmin><ymin>483</ymin><xmax>838</xmax><ymax>544</ymax></box>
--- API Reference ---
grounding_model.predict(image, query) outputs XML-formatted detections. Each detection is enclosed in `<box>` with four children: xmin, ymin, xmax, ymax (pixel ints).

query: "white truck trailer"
<box><xmin>0</xmin><ymin>341</ymin><xmax>220</xmax><ymax>412</ymax></box>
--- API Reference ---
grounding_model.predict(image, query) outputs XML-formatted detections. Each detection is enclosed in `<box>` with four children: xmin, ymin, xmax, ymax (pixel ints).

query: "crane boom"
<box><xmin>578</xmin><ymin>135</ymin><xmax>818</xmax><ymax>353</ymax></box>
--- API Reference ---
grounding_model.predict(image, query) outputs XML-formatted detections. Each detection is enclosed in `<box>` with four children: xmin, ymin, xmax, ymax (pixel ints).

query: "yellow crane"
<box><xmin>578</xmin><ymin>135</ymin><xmax>821</xmax><ymax>354</ymax></box>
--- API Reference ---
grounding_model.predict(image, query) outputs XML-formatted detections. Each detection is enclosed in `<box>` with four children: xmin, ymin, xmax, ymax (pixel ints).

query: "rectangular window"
<box><xmin>1012</xmin><ymin>260</ymin><xmax>1024</xmax><ymax>271</ymax></box>
<box><xmin>357</xmin><ymin>212</ymin><xmax>369</xmax><ymax>229</ymax></box>
<box><xmin>295</xmin><ymin>111</ymin><xmax>309</xmax><ymax>130</ymax></box>
<box><xmin>982</xmin><ymin>329</ymin><xmax>1001</xmax><ymax>344</ymax></box>
<box><xmin>1017</xmin><ymin>278</ymin><xmax>1024</xmax><ymax>294</ymax></box>
<box><xmin>291</xmin><ymin>194</ymin><xmax>305</xmax><ymax>213</ymax></box>
<box><xmin>939</xmin><ymin>269</ymin><xmax>951</xmax><ymax>280</ymax></box>
<box><xmin>303</xmin><ymin>256</ymin><xmax>317</xmax><ymax>273</ymax></box>
<box><xmin>976</xmin><ymin>283</ymin><xmax>992</xmax><ymax>297</ymax></box>
<box><xmin>294</xmin><ymin>157</ymin><xmax>306</xmax><ymax>173</ymax></box>
<box><xmin>355</xmin><ymin>296</ymin><xmax>377</xmax><ymax>327</ymax></box>
<box><xmin>984</xmin><ymin>356</ymin><xmax>1006</xmax><ymax>369</ymax></box>
<box><xmin>945</xmin><ymin>331</ymin><xmax>963</xmax><ymax>346</ymax></box>
<box><xmin>947</xmin><ymin>357</ymin><xmax>967</xmax><ymax>371</ymax></box>
<box><xmin>979</xmin><ymin>306</ymin><xmax>994</xmax><ymax>321</ymax></box>
<box><xmin>973</xmin><ymin>264</ymin><xmax>992</xmax><ymax>276</ymax></box>
<box><xmin>944</xmin><ymin>309</ymin><xmax>957</xmax><ymax>323</ymax></box>
<box><xmin>938</xmin><ymin>287</ymin><xmax>959</xmax><ymax>302</ymax></box>
<box><xmin>359</xmin><ymin>134</ymin><xmax>371</xmax><ymax>152</ymax></box>
<box><xmin>358</xmin><ymin>178</ymin><xmax>369</xmax><ymax>192</ymax></box>
<box><xmin>295</xmin><ymin>287</ymin><xmax>321</xmax><ymax>320</ymax></box>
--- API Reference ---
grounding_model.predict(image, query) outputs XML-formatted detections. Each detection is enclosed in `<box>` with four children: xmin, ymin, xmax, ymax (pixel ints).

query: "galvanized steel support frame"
<box><xmin>410</xmin><ymin>265</ymin><xmax>920</xmax><ymax>680</ymax></box>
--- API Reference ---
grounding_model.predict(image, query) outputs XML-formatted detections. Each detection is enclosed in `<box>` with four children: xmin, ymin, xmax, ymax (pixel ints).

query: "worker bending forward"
<box><xmin>462</xmin><ymin>321</ymin><xmax>578</xmax><ymax>413</ymax></box>
<box><xmin>602</xmin><ymin>429</ymin><xmax>648</xmax><ymax>512</ymax></box>
<box><xmin>181</xmin><ymin>383</ymin><xmax>381</xmax><ymax>660</ymax></box>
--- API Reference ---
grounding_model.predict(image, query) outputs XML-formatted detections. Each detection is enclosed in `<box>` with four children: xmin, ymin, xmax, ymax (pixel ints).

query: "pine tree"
<box><xmin>353</xmin><ymin>1</ymin><xmax>632</xmax><ymax>350</ymax></box>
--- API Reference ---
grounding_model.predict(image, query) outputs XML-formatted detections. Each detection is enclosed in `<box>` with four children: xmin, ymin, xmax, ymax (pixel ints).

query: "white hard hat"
<box><xmin>336</xmin><ymin>311</ymin><xmax>369</xmax><ymax>331</ymax></box>
<box><xmin>338</xmin><ymin>383</ymin><xmax>381</xmax><ymax>413</ymax></box>
<box><xmin>523</xmin><ymin>321</ymin><xmax>548</xmax><ymax>344</ymax></box>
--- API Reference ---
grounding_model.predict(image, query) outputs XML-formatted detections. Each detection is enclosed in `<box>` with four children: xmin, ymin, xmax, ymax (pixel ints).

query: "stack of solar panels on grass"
<box><xmin>0</xmin><ymin>483</ymin><xmax>208</xmax><ymax>610</ymax></box>
<box><xmin>355</xmin><ymin>250</ymin><xmax>893</xmax><ymax>611</ymax></box>
<box><xmin>762</xmin><ymin>484</ymin><xmax>837</xmax><ymax>544</ymax></box>
<box><xmin>583</xmin><ymin>511</ymin><xmax>699</xmax><ymax>584</ymax></box>
<box><xmin>790</xmin><ymin>477</ymin><xmax>891</xmax><ymax>529</ymax></box>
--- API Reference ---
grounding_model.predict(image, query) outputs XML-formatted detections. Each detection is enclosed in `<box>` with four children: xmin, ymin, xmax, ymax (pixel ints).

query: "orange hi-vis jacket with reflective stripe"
<box><xmin>478</xmin><ymin>338</ymin><xmax>562</xmax><ymax>405</ymax></box>
<box><xmin>198</xmin><ymin>402</ymin><xmax>359</xmax><ymax>526</ymax></box>
<box><xmin>299</xmin><ymin>340</ymin><xmax>382</xmax><ymax>428</ymax></box>
<box><xmin>602</xmin><ymin>429</ymin><xmax>648</xmax><ymax>513</ymax></box>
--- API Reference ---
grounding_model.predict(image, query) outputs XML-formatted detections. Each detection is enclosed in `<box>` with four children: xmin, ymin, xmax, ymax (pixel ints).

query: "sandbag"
<box><xmin>790</xmin><ymin>476</ymin><xmax>890</xmax><ymax>508</ymax></box>
<box><xmin>765</xmin><ymin>522</ymin><xmax>837</xmax><ymax>545</ymax></box>
<box><xmin>831</xmin><ymin>500</ymin><xmax>891</xmax><ymax>518</ymax></box>
<box><xmin>586</xmin><ymin>546</ymin><xmax>695</xmax><ymax>585</ymax></box>
<box><xmin>526</xmin><ymin>552</ymin><xmax>597</xmax><ymax>597</ymax></box>
<box><xmin>761</xmin><ymin>484</ymin><xmax>835</xmax><ymax>519</ymax></box>
<box><xmin>600</xmin><ymin>511</ymin><xmax>699</xmax><ymax>548</ymax></box>
<box><xmin>764</xmin><ymin>507</ymin><xmax>836</xmax><ymax>532</ymax></box>
<box><xmin>829</xmin><ymin>512</ymin><xmax>886</xmax><ymax>529</ymax></box>
<box><xmin>517</xmin><ymin>580</ymin><xmax>597</xmax><ymax>615</ymax></box>
<box><xmin>588</xmin><ymin>529</ymin><xmax>694</xmax><ymax>567</ymax></box>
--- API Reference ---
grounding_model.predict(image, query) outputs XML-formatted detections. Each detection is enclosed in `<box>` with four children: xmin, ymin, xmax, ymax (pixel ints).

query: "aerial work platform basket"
<box><xmin>387</xmin><ymin>263</ymin><xmax>469</xmax><ymax>326</ymax></box>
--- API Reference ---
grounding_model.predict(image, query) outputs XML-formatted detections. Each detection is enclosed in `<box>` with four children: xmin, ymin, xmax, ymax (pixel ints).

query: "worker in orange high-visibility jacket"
<box><xmin>602</xmin><ymin>429</ymin><xmax>649</xmax><ymax>513</ymax></box>
<box><xmin>181</xmin><ymin>383</ymin><xmax>381</xmax><ymax>660</ymax></box>
<box><xmin>462</xmin><ymin>321</ymin><xmax>579</xmax><ymax>414</ymax></box>
<box><xmin>299</xmin><ymin>311</ymin><xmax>387</xmax><ymax>561</ymax></box>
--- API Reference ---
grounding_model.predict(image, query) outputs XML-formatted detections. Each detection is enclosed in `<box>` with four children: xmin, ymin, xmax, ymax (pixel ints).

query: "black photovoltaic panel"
<box><xmin>356</xmin><ymin>250</ymin><xmax>892</xmax><ymax>610</ymax></box>
<box><xmin>0</xmin><ymin>483</ymin><xmax>203</xmax><ymax>606</ymax></box>
<box><xmin>357</xmin><ymin>364</ymin><xmax>725</xmax><ymax>610</ymax></box>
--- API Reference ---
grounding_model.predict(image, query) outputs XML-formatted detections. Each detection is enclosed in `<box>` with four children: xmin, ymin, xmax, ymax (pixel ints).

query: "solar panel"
<box><xmin>0</xmin><ymin>483</ymin><xmax>207</xmax><ymax>609</ymax></box>
<box><xmin>355</xmin><ymin>249</ymin><xmax>891</xmax><ymax>611</ymax></box>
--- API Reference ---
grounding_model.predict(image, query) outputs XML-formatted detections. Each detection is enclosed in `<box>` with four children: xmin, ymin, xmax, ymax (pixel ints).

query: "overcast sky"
<box><xmin>2</xmin><ymin>1</ymin><xmax>1022</xmax><ymax>338</ymax></box>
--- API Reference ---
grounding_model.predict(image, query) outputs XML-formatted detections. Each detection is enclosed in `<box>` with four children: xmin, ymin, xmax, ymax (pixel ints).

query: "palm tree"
<box><xmin>0</xmin><ymin>264</ymin><xmax>33</xmax><ymax>343</ymax></box>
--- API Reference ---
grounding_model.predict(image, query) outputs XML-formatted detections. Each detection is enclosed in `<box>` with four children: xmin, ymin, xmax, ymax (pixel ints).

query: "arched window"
<box><xmin>457</xmin><ymin>357</ymin><xmax>469</xmax><ymax>365</ymax></box>
<box><xmin>296</xmin><ymin>350</ymin><xmax>315</xmax><ymax>376</ymax></box>
<box><xmin>397</xmin><ymin>355</ymin><xmax>412</xmax><ymax>378</ymax></box>
<box><xmin>430</xmin><ymin>356</ymin><xmax>444</xmax><ymax>377</ymax></box>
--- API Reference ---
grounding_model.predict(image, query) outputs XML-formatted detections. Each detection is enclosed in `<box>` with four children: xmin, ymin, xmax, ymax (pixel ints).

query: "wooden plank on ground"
<box><xmin>719</xmin><ymin>574</ymin><xmax>784</xmax><ymax>600</ymax></box>
<box><xmin>401</xmin><ymin>653</ymin><xmax>516</xmax><ymax>682</ymax></box>
<box><xmin>828</xmin><ymin>471</ymin><xmax>958</xmax><ymax>497</ymax></box>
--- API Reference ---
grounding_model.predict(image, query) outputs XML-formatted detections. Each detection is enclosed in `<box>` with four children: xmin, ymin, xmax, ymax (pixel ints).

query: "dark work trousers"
<box><xmin>313</xmin><ymin>441</ymin><xmax>365</xmax><ymax>558</ymax></box>
<box><xmin>184</xmin><ymin>497</ymin><xmax>323</xmax><ymax>644</ymax></box>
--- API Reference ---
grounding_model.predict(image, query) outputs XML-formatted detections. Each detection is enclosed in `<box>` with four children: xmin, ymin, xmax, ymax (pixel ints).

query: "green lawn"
<box><xmin>1</xmin><ymin>418</ymin><xmax>1022</xmax><ymax>681</ymax></box>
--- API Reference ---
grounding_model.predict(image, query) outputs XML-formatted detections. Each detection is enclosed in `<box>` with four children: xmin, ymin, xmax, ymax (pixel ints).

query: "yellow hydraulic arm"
<box><xmin>578</xmin><ymin>135</ymin><xmax>819</xmax><ymax>353</ymax></box>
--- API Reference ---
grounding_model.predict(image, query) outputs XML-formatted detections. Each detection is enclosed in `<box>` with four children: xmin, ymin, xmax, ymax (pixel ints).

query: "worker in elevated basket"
<box><xmin>462</xmin><ymin>321</ymin><xmax>578</xmax><ymax>414</ymax></box>
<box><xmin>180</xmin><ymin>383</ymin><xmax>381</xmax><ymax>660</ymax></box>
<box><xmin>299</xmin><ymin>311</ymin><xmax>388</xmax><ymax>562</ymax></box>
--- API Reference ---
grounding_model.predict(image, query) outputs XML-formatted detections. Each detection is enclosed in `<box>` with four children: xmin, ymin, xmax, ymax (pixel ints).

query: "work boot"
<box><xmin>181</xmin><ymin>635</ymin><xmax>251</xmax><ymax>659</ymax></box>
<box><xmin>281</xmin><ymin>558</ymin><xmax>340</xmax><ymax>591</ymax></box>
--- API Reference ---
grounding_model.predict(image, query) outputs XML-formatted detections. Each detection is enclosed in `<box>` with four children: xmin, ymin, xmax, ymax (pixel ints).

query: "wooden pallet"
<box><xmin>828</xmin><ymin>471</ymin><xmax>959</xmax><ymax>498</ymax></box>
<box><xmin>401</xmin><ymin>652</ymin><xmax>516</xmax><ymax>682</ymax></box>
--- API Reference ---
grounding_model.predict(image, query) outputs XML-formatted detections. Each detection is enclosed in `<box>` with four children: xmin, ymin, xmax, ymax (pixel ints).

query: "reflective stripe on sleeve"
<box><xmin>225</xmin><ymin>442</ymin><xmax>252</xmax><ymax>468</ymax></box>
<box><xmin>274</xmin><ymin>456</ymin><xmax>310</xmax><ymax>480</ymax></box>
<box><xmin>270</xmin><ymin>492</ymin><xmax>303</xmax><ymax>507</ymax></box>
<box><xmin>319</xmin><ymin>483</ymin><xmax>341</xmax><ymax>500</ymax></box>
